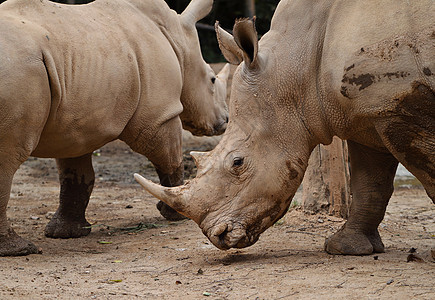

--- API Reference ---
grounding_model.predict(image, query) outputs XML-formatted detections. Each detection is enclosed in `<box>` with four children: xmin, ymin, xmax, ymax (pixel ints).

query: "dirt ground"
<box><xmin>1</xmin><ymin>64</ymin><xmax>434</xmax><ymax>299</ymax></box>
<box><xmin>1</xmin><ymin>135</ymin><xmax>434</xmax><ymax>300</ymax></box>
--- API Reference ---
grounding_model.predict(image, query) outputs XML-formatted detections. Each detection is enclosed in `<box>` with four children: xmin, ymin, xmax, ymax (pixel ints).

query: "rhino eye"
<box><xmin>233</xmin><ymin>157</ymin><xmax>244</xmax><ymax>167</ymax></box>
<box><xmin>211</xmin><ymin>77</ymin><xmax>216</xmax><ymax>84</ymax></box>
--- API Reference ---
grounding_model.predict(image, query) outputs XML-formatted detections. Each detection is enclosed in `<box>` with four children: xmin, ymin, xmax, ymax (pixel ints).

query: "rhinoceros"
<box><xmin>0</xmin><ymin>0</ymin><xmax>229</xmax><ymax>256</ymax></box>
<box><xmin>135</xmin><ymin>0</ymin><xmax>435</xmax><ymax>255</ymax></box>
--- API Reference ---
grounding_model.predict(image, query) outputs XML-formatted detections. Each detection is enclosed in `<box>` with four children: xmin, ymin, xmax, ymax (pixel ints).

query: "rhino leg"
<box><xmin>0</xmin><ymin>164</ymin><xmax>40</xmax><ymax>256</ymax></box>
<box><xmin>0</xmin><ymin>55</ymin><xmax>51</xmax><ymax>254</ymax></box>
<box><xmin>155</xmin><ymin>164</ymin><xmax>186</xmax><ymax>221</ymax></box>
<box><xmin>148</xmin><ymin>124</ymin><xmax>186</xmax><ymax>221</ymax></box>
<box><xmin>325</xmin><ymin>141</ymin><xmax>398</xmax><ymax>255</ymax></box>
<box><xmin>122</xmin><ymin>116</ymin><xmax>186</xmax><ymax>221</ymax></box>
<box><xmin>45</xmin><ymin>153</ymin><xmax>94</xmax><ymax>238</ymax></box>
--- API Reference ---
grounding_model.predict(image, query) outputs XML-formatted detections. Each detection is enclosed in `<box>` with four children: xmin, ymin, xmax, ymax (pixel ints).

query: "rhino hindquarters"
<box><xmin>375</xmin><ymin>83</ymin><xmax>435</xmax><ymax>201</ymax></box>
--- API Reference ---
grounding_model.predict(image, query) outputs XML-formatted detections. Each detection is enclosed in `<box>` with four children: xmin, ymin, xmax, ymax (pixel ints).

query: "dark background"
<box><xmin>0</xmin><ymin>0</ymin><xmax>279</xmax><ymax>62</ymax></box>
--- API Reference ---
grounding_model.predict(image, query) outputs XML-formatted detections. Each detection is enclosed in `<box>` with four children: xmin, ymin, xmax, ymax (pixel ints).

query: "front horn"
<box><xmin>134</xmin><ymin>173</ymin><xmax>199</xmax><ymax>223</ymax></box>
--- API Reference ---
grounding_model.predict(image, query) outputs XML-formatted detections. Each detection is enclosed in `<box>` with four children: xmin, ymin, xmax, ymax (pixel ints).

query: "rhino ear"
<box><xmin>181</xmin><ymin>0</ymin><xmax>213</xmax><ymax>28</ymax></box>
<box><xmin>216</xmin><ymin>63</ymin><xmax>231</xmax><ymax>81</ymax></box>
<box><xmin>215</xmin><ymin>21</ymin><xmax>243</xmax><ymax>65</ymax></box>
<box><xmin>233</xmin><ymin>18</ymin><xmax>259</xmax><ymax>69</ymax></box>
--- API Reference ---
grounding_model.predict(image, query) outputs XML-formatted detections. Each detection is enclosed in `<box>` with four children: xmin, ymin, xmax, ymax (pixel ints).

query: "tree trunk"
<box><xmin>301</xmin><ymin>137</ymin><xmax>351</xmax><ymax>218</ymax></box>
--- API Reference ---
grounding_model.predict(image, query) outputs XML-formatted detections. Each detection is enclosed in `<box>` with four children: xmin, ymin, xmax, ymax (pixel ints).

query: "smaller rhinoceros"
<box><xmin>136</xmin><ymin>0</ymin><xmax>434</xmax><ymax>255</ymax></box>
<box><xmin>0</xmin><ymin>0</ymin><xmax>229</xmax><ymax>256</ymax></box>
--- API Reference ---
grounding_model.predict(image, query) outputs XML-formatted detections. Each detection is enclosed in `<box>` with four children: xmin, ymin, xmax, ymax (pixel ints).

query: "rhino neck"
<box><xmin>157</xmin><ymin>25</ymin><xmax>186</xmax><ymax>80</ymax></box>
<box><xmin>260</xmin><ymin>0</ymin><xmax>337</xmax><ymax>148</ymax></box>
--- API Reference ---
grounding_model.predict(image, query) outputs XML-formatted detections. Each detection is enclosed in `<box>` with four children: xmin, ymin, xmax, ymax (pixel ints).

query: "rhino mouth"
<box><xmin>213</xmin><ymin>118</ymin><xmax>228</xmax><ymax>135</ymax></box>
<box><xmin>183</xmin><ymin>118</ymin><xmax>227</xmax><ymax>137</ymax></box>
<box><xmin>203</xmin><ymin>222</ymin><xmax>259</xmax><ymax>250</ymax></box>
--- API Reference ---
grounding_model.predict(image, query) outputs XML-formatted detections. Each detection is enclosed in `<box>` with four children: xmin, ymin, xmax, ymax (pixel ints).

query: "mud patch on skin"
<box><xmin>162</xmin><ymin>190</ymin><xmax>185</xmax><ymax>212</ymax></box>
<box><xmin>341</xmin><ymin>73</ymin><xmax>375</xmax><ymax>92</ymax></box>
<box><xmin>341</xmin><ymin>71</ymin><xmax>411</xmax><ymax>98</ymax></box>
<box><xmin>423</xmin><ymin>67</ymin><xmax>433</xmax><ymax>76</ymax></box>
<box><xmin>340</xmin><ymin>25</ymin><xmax>434</xmax><ymax>99</ymax></box>
<box><xmin>57</xmin><ymin>168</ymin><xmax>94</xmax><ymax>220</ymax></box>
<box><xmin>222</xmin><ymin>191</ymin><xmax>294</xmax><ymax>250</ymax></box>
<box><xmin>355</xmin><ymin>27</ymin><xmax>432</xmax><ymax>62</ymax></box>
<box><xmin>382</xmin><ymin>82</ymin><xmax>435</xmax><ymax>178</ymax></box>
<box><xmin>60</xmin><ymin>169</ymin><xmax>94</xmax><ymax>200</ymax></box>
<box><xmin>345</xmin><ymin>64</ymin><xmax>355</xmax><ymax>72</ymax></box>
<box><xmin>244</xmin><ymin>198</ymin><xmax>287</xmax><ymax>247</ymax></box>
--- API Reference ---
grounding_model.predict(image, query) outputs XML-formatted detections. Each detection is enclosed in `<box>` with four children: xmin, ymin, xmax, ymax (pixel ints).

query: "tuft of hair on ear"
<box><xmin>233</xmin><ymin>17</ymin><xmax>258</xmax><ymax>68</ymax></box>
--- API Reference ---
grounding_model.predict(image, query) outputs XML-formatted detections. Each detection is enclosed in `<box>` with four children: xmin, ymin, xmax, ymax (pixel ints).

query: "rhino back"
<box><xmin>0</xmin><ymin>0</ymin><xmax>183</xmax><ymax>158</ymax></box>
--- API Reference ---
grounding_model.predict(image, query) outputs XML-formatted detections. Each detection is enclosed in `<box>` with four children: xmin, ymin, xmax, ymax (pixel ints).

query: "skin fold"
<box><xmin>136</xmin><ymin>0</ymin><xmax>434</xmax><ymax>255</ymax></box>
<box><xmin>0</xmin><ymin>0</ymin><xmax>229</xmax><ymax>256</ymax></box>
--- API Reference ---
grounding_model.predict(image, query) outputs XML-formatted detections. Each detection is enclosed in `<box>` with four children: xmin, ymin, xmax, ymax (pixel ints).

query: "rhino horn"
<box><xmin>134</xmin><ymin>173</ymin><xmax>200</xmax><ymax>223</ymax></box>
<box><xmin>190</xmin><ymin>151</ymin><xmax>210</xmax><ymax>170</ymax></box>
<box><xmin>181</xmin><ymin>0</ymin><xmax>213</xmax><ymax>27</ymax></box>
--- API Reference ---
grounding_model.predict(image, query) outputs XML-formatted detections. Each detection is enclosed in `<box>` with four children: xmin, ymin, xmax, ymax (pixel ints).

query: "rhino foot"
<box><xmin>156</xmin><ymin>201</ymin><xmax>187</xmax><ymax>221</ymax></box>
<box><xmin>324</xmin><ymin>226</ymin><xmax>385</xmax><ymax>255</ymax></box>
<box><xmin>44</xmin><ymin>214</ymin><xmax>91</xmax><ymax>238</ymax></box>
<box><xmin>0</xmin><ymin>228</ymin><xmax>41</xmax><ymax>256</ymax></box>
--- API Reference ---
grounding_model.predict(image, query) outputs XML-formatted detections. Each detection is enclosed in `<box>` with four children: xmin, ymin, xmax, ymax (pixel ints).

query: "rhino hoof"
<box><xmin>0</xmin><ymin>228</ymin><xmax>41</xmax><ymax>256</ymax></box>
<box><xmin>156</xmin><ymin>201</ymin><xmax>187</xmax><ymax>221</ymax></box>
<box><xmin>324</xmin><ymin>226</ymin><xmax>385</xmax><ymax>255</ymax></box>
<box><xmin>44</xmin><ymin>215</ymin><xmax>91</xmax><ymax>238</ymax></box>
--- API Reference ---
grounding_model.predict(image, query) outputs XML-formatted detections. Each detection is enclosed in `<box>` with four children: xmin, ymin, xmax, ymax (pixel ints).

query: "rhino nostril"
<box><xmin>214</xmin><ymin>121</ymin><xmax>227</xmax><ymax>134</ymax></box>
<box><xmin>211</xmin><ymin>223</ymin><xmax>228</xmax><ymax>237</ymax></box>
<box><xmin>207</xmin><ymin>223</ymin><xmax>232</xmax><ymax>250</ymax></box>
<box><xmin>218</xmin><ymin>227</ymin><xmax>230</xmax><ymax>243</ymax></box>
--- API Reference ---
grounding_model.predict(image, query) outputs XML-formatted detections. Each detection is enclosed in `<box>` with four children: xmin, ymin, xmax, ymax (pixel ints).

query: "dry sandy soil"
<box><xmin>1</xmin><ymin>135</ymin><xmax>434</xmax><ymax>300</ymax></box>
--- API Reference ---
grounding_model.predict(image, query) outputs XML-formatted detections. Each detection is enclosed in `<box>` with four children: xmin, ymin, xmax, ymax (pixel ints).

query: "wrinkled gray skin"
<box><xmin>136</xmin><ymin>0</ymin><xmax>434</xmax><ymax>255</ymax></box>
<box><xmin>0</xmin><ymin>0</ymin><xmax>229</xmax><ymax>256</ymax></box>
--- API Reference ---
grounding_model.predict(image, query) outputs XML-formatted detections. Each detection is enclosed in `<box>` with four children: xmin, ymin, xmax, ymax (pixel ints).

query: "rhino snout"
<box><xmin>213</xmin><ymin>117</ymin><xmax>228</xmax><ymax>135</ymax></box>
<box><xmin>205</xmin><ymin>222</ymin><xmax>255</xmax><ymax>250</ymax></box>
<box><xmin>187</xmin><ymin>114</ymin><xmax>227</xmax><ymax>137</ymax></box>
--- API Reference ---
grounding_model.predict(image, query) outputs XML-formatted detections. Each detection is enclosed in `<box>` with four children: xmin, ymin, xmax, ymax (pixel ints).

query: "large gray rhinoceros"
<box><xmin>0</xmin><ymin>0</ymin><xmax>229</xmax><ymax>256</ymax></box>
<box><xmin>135</xmin><ymin>0</ymin><xmax>434</xmax><ymax>255</ymax></box>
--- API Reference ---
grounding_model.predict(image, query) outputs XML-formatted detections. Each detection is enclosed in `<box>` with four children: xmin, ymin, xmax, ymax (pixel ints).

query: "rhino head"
<box><xmin>135</xmin><ymin>18</ymin><xmax>320</xmax><ymax>249</ymax></box>
<box><xmin>177</xmin><ymin>0</ymin><xmax>230</xmax><ymax>136</ymax></box>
